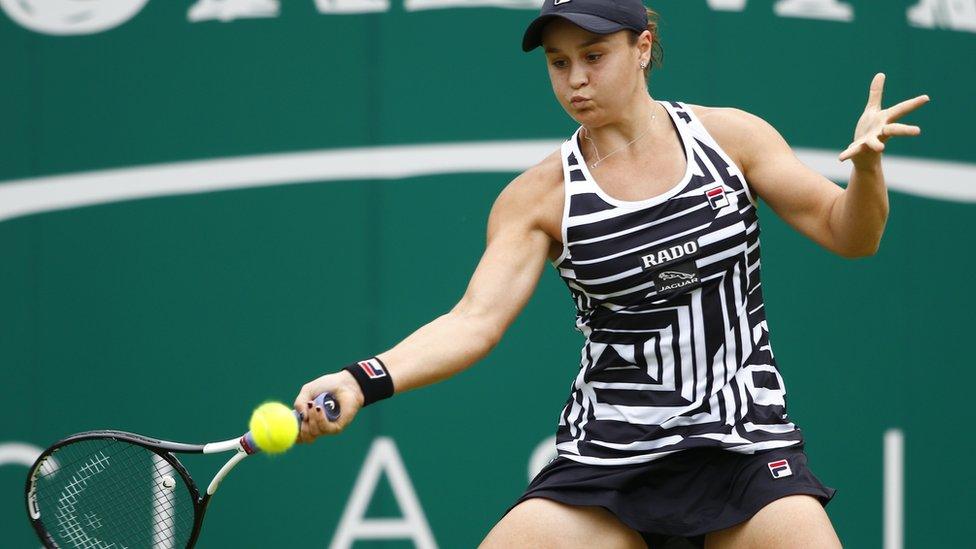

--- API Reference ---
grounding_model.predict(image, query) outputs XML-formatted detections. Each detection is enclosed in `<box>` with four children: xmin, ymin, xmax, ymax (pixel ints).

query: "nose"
<box><xmin>569</xmin><ymin>63</ymin><xmax>588</xmax><ymax>89</ymax></box>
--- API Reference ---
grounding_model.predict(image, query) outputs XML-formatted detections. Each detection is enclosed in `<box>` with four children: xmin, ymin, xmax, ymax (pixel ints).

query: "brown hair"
<box><xmin>628</xmin><ymin>7</ymin><xmax>663</xmax><ymax>79</ymax></box>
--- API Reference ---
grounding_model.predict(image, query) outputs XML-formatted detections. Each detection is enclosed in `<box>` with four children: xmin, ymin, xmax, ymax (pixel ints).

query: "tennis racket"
<box><xmin>24</xmin><ymin>392</ymin><xmax>340</xmax><ymax>548</ymax></box>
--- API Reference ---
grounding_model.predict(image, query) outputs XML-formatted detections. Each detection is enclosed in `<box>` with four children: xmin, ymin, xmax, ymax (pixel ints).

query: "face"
<box><xmin>541</xmin><ymin>18</ymin><xmax>649</xmax><ymax>126</ymax></box>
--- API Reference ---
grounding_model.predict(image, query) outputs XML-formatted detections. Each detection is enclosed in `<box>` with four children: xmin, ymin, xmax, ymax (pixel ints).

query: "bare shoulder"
<box><xmin>501</xmin><ymin>148</ymin><xmax>562</xmax><ymax>203</ymax></box>
<box><xmin>689</xmin><ymin>105</ymin><xmax>768</xmax><ymax>133</ymax></box>
<box><xmin>489</xmin><ymin>148</ymin><xmax>564</xmax><ymax>259</ymax></box>
<box><xmin>687</xmin><ymin>104</ymin><xmax>789</xmax><ymax>170</ymax></box>
<box><xmin>491</xmin><ymin>148</ymin><xmax>562</xmax><ymax>220</ymax></box>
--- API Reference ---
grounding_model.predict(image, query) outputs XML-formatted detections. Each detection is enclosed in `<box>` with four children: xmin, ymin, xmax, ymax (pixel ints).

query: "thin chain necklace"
<box><xmin>582</xmin><ymin>110</ymin><xmax>657</xmax><ymax>169</ymax></box>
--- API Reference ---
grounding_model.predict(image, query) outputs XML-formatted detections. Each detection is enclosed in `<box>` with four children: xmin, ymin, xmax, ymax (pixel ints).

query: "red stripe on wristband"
<box><xmin>358</xmin><ymin>359</ymin><xmax>386</xmax><ymax>379</ymax></box>
<box><xmin>345</xmin><ymin>357</ymin><xmax>394</xmax><ymax>406</ymax></box>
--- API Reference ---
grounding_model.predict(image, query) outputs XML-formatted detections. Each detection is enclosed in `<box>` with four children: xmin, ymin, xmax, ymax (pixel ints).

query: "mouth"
<box><xmin>571</xmin><ymin>97</ymin><xmax>590</xmax><ymax>107</ymax></box>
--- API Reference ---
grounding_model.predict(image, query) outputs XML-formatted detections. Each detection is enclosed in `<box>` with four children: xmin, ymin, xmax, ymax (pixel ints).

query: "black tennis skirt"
<box><xmin>504</xmin><ymin>442</ymin><xmax>836</xmax><ymax>548</ymax></box>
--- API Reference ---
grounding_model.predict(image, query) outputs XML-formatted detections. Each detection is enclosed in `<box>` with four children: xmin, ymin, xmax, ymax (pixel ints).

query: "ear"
<box><xmin>637</xmin><ymin>29</ymin><xmax>654</xmax><ymax>53</ymax></box>
<box><xmin>637</xmin><ymin>29</ymin><xmax>653</xmax><ymax>58</ymax></box>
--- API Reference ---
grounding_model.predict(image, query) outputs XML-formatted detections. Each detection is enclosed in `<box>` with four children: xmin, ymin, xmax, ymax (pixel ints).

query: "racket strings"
<box><xmin>54</xmin><ymin>445</ymin><xmax>165</xmax><ymax>547</ymax></box>
<box><xmin>32</xmin><ymin>438</ymin><xmax>195</xmax><ymax>548</ymax></box>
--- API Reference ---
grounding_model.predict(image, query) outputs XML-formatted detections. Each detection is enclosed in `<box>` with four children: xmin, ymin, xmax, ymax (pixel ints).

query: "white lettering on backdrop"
<box><xmin>188</xmin><ymin>0</ymin><xmax>280</xmax><ymax>23</ymax></box>
<box><xmin>3</xmin><ymin>0</ymin><xmax>974</xmax><ymax>34</ymax></box>
<box><xmin>909</xmin><ymin>0</ymin><xmax>976</xmax><ymax>32</ymax></box>
<box><xmin>707</xmin><ymin>0</ymin><xmax>853</xmax><ymax>21</ymax></box>
<box><xmin>330</xmin><ymin>437</ymin><xmax>438</xmax><ymax>549</ymax></box>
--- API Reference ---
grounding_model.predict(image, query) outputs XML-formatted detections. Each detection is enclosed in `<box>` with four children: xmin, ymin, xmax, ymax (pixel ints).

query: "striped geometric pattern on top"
<box><xmin>551</xmin><ymin>100</ymin><xmax>803</xmax><ymax>466</ymax></box>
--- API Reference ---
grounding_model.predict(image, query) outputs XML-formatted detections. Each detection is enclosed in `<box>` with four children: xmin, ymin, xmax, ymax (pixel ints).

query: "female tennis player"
<box><xmin>292</xmin><ymin>1</ymin><xmax>928</xmax><ymax>546</ymax></box>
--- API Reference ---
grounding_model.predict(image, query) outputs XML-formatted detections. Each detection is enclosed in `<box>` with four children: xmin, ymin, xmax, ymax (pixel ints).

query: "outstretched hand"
<box><xmin>839</xmin><ymin>73</ymin><xmax>930</xmax><ymax>168</ymax></box>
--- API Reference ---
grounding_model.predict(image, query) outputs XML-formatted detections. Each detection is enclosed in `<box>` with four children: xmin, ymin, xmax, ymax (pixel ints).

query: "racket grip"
<box><xmin>293</xmin><ymin>392</ymin><xmax>341</xmax><ymax>423</ymax></box>
<box><xmin>309</xmin><ymin>392</ymin><xmax>341</xmax><ymax>422</ymax></box>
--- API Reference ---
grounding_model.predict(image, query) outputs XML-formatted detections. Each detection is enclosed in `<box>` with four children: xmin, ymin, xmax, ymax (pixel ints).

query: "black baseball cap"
<box><xmin>521</xmin><ymin>0</ymin><xmax>648</xmax><ymax>52</ymax></box>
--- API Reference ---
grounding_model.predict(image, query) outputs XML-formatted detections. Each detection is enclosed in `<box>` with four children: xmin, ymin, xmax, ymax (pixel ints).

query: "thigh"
<box><xmin>480</xmin><ymin>497</ymin><xmax>648</xmax><ymax>549</ymax></box>
<box><xmin>704</xmin><ymin>494</ymin><xmax>841</xmax><ymax>549</ymax></box>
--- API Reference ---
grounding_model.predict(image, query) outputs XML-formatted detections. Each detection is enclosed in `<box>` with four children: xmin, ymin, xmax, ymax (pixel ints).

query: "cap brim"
<box><xmin>521</xmin><ymin>13</ymin><xmax>627</xmax><ymax>52</ymax></box>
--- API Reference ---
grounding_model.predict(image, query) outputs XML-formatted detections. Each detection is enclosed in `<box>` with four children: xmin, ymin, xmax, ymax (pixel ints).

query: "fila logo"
<box><xmin>704</xmin><ymin>184</ymin><xmax>730</xmax><ymax>210</ymax></box>
<box><xmin>767</xmin><ymin>459</ymin><xmax>793</xmax><ymax>479</ymax></box>
<box><xmin>554</xmin><ymin>0</ymin><xmax>571</xmax><ymax>4</ymax></box>
<box><xmin>358</xmin><ymin>359</ymin><xmax>387</xmax><ymax>379</ymax></box>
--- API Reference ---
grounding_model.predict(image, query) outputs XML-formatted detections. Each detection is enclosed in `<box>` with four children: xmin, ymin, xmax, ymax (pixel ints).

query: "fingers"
<box><xmin>838</xmin><ymin>138</ymin><xmax>883</xmax><ymax>162</ymax></box>
<box><xmin>881</xmin><ymin>123</ymin><xmax>921</xmax><ymax>140</ymax></box>
<box><xmin>293</xmin><ymin>383</ymin><xmax>316</xmax><ymax>413</ymax></box>
<box><xmin>298</xmin><ymin>403</ymin><xmax>314</xmax><ymax>444</ymax></box>
<box><xmin>885</xmin><ymin>94</ymin><xmax>930</xmax><ymax>122</ymax></box>
<box><xmin>297</xmin><ymin>400</ymin><xmax>337</xmax><ymax>443</ymax></box>
<box><xmin>840</xmin><ymin>123</ymin><xmax>919</xmax><ymax>162</ymax></box>
<box><xmin>839</xmin><ymin>137</ymin><xmax>870</xmax><ymax>161</ymax></box>
<box><xmin>867</xmin><ymin>134</ymin><xmax>885</xmax><ymax>153</ymax></box>
<box><xmin>839</xmin><ymin>145</ymin><xmax>863</xmax><ymax>161</ymax></box>
<box><xmin>838</xmin><ymin>143</ymin><xmax>858</xmax><ymax>162</ymax></box>
<box><xmin>291</xmin><ymin>371</ymin><xmax>366</xmax><ymax>445</ymax></box>
<box><xmin>308</xmin><ymin>402</ymin><xmax>336</xmax><ymax>435</ymax></box>
<box><xmin>295</xmin><ymin>390</ymin><xmax>359</xmax><ymax>444</ymax></box>
<box><xmin>867</xmin><ymin>72</ymin><xmax>885</xmax><ymax>109</ymax></box>
<box><xmin>294</xmin><ymin>379</ymin><xmax>335</xmax><ymax>444</ymax></box>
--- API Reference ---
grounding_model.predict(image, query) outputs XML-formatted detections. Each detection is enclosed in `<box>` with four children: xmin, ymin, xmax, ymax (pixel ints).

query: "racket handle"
<box><xmin>293</xmin><ymin>392</ymin><xmax>341</xmax><ymax>424</ymax></box>
<box><xmin>305</xmin><ymin>392</ymin><xmax>341</xmax><ymax>423</ymax></box>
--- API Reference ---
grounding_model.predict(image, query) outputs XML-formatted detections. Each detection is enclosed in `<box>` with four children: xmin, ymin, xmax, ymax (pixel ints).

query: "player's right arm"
<box><xmin>294</xmin><ymin>158</ymin><xmax>560</xmax><ymax>442</ymax></box>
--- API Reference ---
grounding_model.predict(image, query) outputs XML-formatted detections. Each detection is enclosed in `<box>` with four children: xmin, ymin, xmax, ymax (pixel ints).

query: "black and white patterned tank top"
<box><xmin>552</xmin><ymin>100</ymin><xmax>804</xmax><ymax>466</ymax></box>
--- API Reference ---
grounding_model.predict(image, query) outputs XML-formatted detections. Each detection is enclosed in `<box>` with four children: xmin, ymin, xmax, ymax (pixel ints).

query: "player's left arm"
<box><xmin>698</xmin><ymin>73</ymin><xmax>929</xmax><ymax>258</ymax></box>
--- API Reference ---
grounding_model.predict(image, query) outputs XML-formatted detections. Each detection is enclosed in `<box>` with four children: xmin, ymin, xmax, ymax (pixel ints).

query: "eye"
<box><xmin>587</xmin><ymin>53</ymin><xmax>602</xmax><ymax>62</ymax></box>
<box><xmin>551</xmin><ymin>59</ymin><xmax>567</xmax><ymax>69</ymax></box>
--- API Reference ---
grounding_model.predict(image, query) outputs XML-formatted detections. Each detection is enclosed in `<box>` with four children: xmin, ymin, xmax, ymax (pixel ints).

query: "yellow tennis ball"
<box><xmin>248</xmin><ymin>401</ymin><xmax>299</xmax><ymax>454</ymax></box>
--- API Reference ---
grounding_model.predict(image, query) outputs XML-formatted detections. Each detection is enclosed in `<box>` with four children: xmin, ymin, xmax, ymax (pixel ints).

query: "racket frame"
<box><xmin>25</xmin><ymin>392</ymin><xmax>337</xmax><ymax>548</ymax></box>
<box><xmin>25</xmin><ymin>430</ymin><xmax>253</xmax><ymax>548</ymax></box>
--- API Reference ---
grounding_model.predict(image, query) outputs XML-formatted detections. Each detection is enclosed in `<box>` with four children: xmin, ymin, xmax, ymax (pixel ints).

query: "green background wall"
<box><xmin>2</xmin><ymin>1</ymin><xmax>974</xmax><ymax>547</ymax></box>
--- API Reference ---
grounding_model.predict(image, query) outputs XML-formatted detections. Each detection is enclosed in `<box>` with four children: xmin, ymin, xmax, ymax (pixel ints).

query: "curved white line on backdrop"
<box><xmin>0</xmin><ymin>442</ymin><xmax>44</xmax><ymax>467</ymax></box>
<box><xmin>0</xmin><ymin>0</ymin><xmax>150</xmax><ymax>36</ymax></box>
<box><xmin>0</xmin><ymin>140</ymin><xmax>973</xmax><ymax>224</ymax></box>
<box><xmin>528</xmin><ymin>435</ymin><xmax>558</xmax><ymax>482</ymax></box>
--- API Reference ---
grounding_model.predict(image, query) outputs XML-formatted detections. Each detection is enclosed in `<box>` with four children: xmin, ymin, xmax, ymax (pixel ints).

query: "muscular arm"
<box><xmin>699</xmin><ymin>107</ymin><xmax>884</xmax><ymax>259</ymax></box>
<box><xmin>293</xmin><ymin>166</ymin><xmax>556</xmax><ymax>439</ymax></box>
<box><xmin>376</xmin><ymin>171</ymin><xmax>553</xmax><ymax>392</ymax></box>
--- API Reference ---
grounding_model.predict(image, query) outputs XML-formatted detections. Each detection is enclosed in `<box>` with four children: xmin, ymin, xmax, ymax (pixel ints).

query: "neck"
<box><xmin>581</xmin><ymin>95</ymin><xmax>662</xmax><ymax>164</ymax></box>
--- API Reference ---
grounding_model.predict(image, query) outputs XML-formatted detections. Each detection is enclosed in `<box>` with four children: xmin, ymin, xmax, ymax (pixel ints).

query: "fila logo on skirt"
<box><xmin>704</xmin><ymin>184</ymin><xmax>729</xmax><ymax>210</ymax></box>
<box><xmin>358</xmin><ymin>359</ymin><xmax>387</xmax><ymax>379</ymax></box>
<box><xmin>767</xmin><ymin>459</ymin><xmax>793</xmax><ymax>479</ymax></box>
